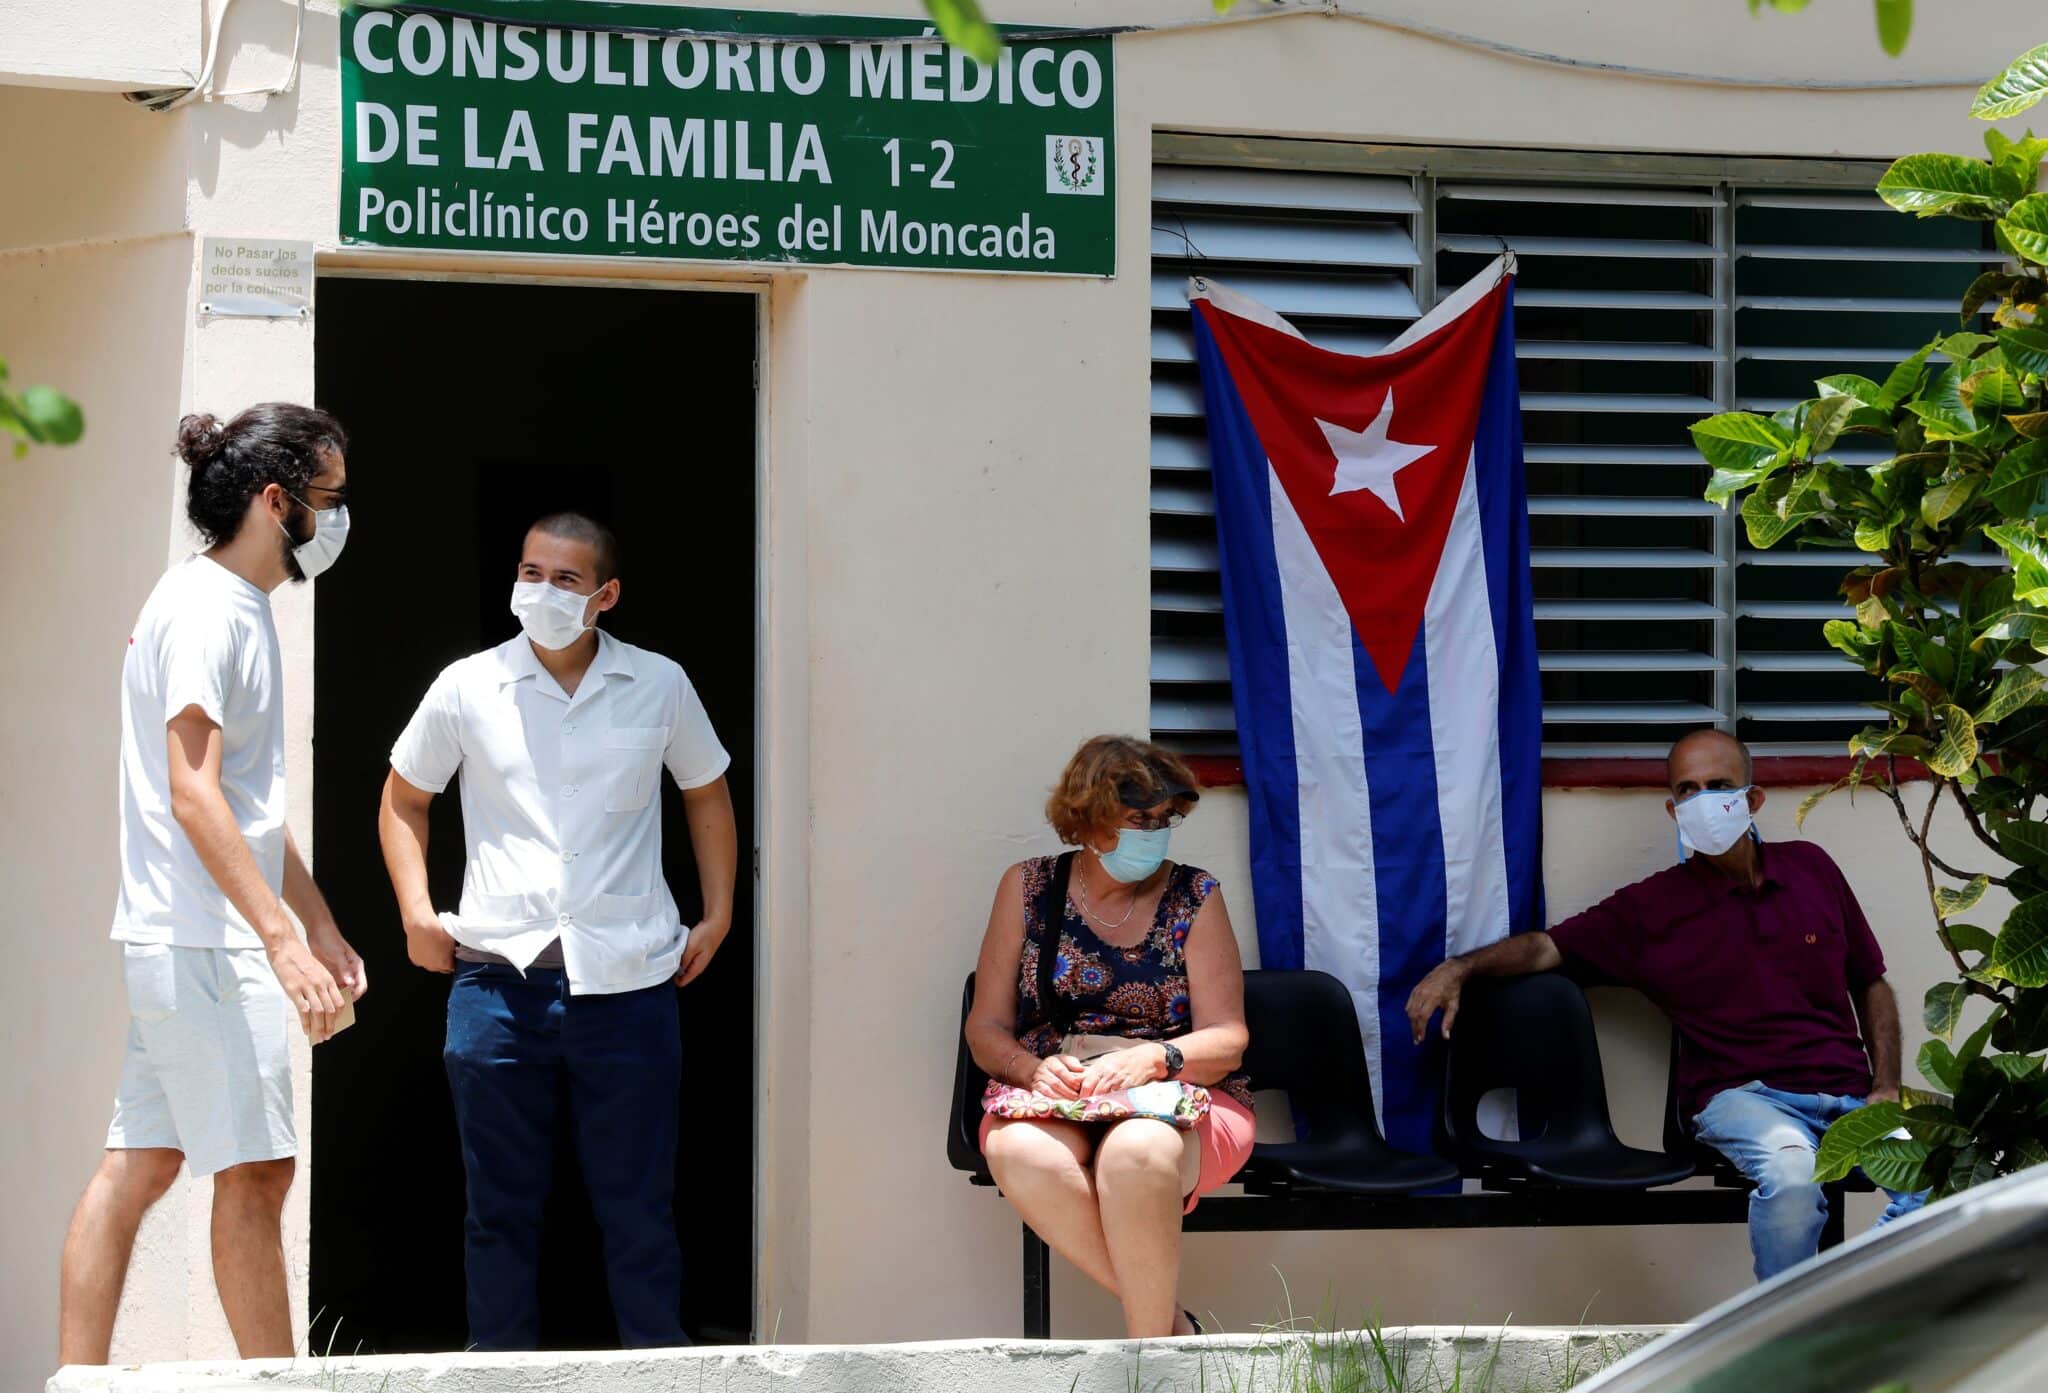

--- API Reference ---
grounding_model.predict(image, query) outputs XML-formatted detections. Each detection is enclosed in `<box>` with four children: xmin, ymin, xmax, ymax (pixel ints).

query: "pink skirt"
<box><xmin>980</xmin><ymin>1092</ymin><xmax>1256</xmax><ymax>1214</ymax></box>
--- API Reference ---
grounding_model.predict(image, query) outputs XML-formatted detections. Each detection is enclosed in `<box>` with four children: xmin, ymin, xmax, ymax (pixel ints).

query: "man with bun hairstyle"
<box><xmin>57</xmin><ymin>405</ymin><xmax>367</xmax><ymax>1364</ymax></box>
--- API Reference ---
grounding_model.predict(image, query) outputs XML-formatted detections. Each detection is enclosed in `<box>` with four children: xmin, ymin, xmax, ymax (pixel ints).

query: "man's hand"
<box><xmin>270</xmin><ymin>937</ymin><xmax>348</xmax><ymax>1043</ymax></box>
<box><xmin>403</xmin><ymin>913</ymin><xmax>458</xmax><ymax>975</ymax></box>
<box><xmin>1078</xmin><ymin>1044</ymin><xmax>1169</xmax><ymax>1097</ymax></box>
<box><xmin>675</xmin><ymin>915</ymin><xmax>731</xmax><ymax>987</ymax></box>
<box><xmin>1866</xmin><ymin>1083</ymin><xmax>1901</xmax><ymax>1108</ymax></box>
<box><xmin>1406</xmin><ymin>959</ymin><xmax>1471</xmax><ymax>1045</ymax></box>
<box><xmin>309</xmin><ymin>925</ymin><xmax>369</xmax><ymax>1001</ymax></box>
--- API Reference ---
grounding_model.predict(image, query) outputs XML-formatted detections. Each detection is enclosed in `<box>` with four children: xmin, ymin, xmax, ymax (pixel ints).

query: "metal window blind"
<box><xmin>1149</xmin><ymin>151</ymin><xmax>1995</xmax><ymax>759</ymax></box>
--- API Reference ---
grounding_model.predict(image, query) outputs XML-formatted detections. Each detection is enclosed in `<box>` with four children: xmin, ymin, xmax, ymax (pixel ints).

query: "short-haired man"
<box><xmin>60</xmin><ymin>405</ymin><xmax>367</xmax><ymax>1364</ymax></box>
<box><xmin>1406</xmin><ymin>729</ymin><xmax>1926</xmax><ymax>1283</ymax></box>
<box><xmin>378</xmin><ymin>513</ymin><xmax>737</xmax><ymax>1350</ymax></box>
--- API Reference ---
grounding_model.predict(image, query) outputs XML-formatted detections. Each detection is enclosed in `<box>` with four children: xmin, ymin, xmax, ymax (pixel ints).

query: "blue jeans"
<box><xmin>444</xmin><ymin>961</ymin><xmax>686</xmax><ymax>1349</ymax></box>
<box><xmin>1692</xmin><ymin>1081</ymin><xmax>1928</xmax><ymax>1283</ymax></box>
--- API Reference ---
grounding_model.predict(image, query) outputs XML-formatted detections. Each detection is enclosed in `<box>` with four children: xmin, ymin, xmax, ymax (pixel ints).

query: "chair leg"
<box><xmin>1818</xmin><ymin>1183</ymin><xmax>1848</xmax><ymax>1253</ymax></box>
<box><xmin>1022</xmin><ymin>1224</ymin><xmax>1051</xmax><ymax>1339</ymax></box>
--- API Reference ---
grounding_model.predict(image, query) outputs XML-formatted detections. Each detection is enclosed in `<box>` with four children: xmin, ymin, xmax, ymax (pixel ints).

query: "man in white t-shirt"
<box><xmin>59</xmin><ymin>404</ymin><xmax>368</xmax><ymax>1366</ymax></box>
<box><xmin>378</xmin><ymin>512</ymin><xmax>737</xmax><ymax>1350</ymax></box>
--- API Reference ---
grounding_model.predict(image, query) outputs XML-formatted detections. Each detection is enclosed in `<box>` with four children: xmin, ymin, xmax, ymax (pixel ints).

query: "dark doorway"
<box><xmin>309</xmin><ymin>277</ymin><xmax>758</xmax><ymax>1352</ymax></box>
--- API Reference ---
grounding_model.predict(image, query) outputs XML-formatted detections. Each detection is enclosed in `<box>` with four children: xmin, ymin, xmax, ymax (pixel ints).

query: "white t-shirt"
<box><xmin>389</xmin><ymin>631</ymin><xmax>730</xmax><ymax>995</ymax></box>
<box><xmin>112</xmin><ymin>556</ymin><xmax>287</xmax><ymax>948</ymax></box>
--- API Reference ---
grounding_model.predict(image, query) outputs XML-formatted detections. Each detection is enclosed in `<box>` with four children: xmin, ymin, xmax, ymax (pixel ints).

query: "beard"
<box><xmin>279</xmin><ymin>501</ymin><xmax>313</xmax><ymax>583</ymax></box>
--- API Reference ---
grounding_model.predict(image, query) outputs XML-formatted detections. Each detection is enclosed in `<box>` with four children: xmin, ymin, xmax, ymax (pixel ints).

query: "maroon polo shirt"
<box><xmin>1547</xmin><ymin>839</ymin><xmax>1886</xmax><ymax>1118</ymax></box>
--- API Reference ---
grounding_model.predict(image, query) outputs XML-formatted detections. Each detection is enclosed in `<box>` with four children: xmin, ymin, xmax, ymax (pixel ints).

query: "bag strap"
<box><xmin>1036</xmin><ymin>851</ymin><xmax>1079</xmax><ymax>1036</ymax></box>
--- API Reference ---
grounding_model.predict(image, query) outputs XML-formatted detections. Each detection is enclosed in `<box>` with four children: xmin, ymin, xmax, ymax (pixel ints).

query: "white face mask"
<box><xmin>510</xmin><ymin>580</ymin><xmax>600</xmax><ymax>651</ymax></box>
<box><xmin>1673</xmin><ymin>786</ymin><xmax>1756</xmax><ymax>859</ymax></box>
<box><xmin>280</xmin><ymin>501</ymin><xmax>348</xmax><ymax>581</ymax></box>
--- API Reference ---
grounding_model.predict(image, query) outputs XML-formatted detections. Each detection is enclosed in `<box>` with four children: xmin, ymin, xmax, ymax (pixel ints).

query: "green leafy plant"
<box><xmin>0</xmin><ymin>358</ymin><xmax>83</xmax><ymax>458</ymax></box>
<box><xmin>1746</xmin><ymin>0</ymin><xmax>1915</xmax><ymax>57</ymax></box>
<box><xmin>1691</xmin><ymin>45</ymin><xmax>2048</xmax><ymax>1201</ymax></box>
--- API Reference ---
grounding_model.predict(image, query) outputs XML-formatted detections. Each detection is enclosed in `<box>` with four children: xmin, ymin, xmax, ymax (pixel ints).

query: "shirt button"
<box><xmin>562</xmin><ymin>785</ymin><xmax>578</xmax><ymax>799</ymax></box>
<box><xmin>563</xmin><ymin>723</ymin><xmax>578</xmax><ymax>735</ymax></box>
<box><xmin>561</xmin><ymin>850</ymin><xmax>576</xmax><ymax>863</ymax></box>
<box><xmin>558</xmin><ymin>913</ymin><xmax>572</xmax><ymax>927</ymax></box>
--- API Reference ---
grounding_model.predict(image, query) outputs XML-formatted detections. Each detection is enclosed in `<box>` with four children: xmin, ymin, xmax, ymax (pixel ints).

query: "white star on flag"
<box><xmin>1319</xmin><ymin>392</ymin><xmax>1434</xmax><ymax>522</ymax></box>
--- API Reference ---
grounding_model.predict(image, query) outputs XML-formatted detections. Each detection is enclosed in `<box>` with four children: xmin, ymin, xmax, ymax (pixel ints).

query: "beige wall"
<box><xmin>2</xmin><ymin>0</ymin><xmax>2042</xmax><ymax>1377</ymax></box>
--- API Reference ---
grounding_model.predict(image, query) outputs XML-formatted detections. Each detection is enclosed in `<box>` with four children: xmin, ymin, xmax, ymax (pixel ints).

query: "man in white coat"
<box><xmin>378</xmin><ymin>511</ymin><xmax>737</xmax><ymax>1350</ymax></box>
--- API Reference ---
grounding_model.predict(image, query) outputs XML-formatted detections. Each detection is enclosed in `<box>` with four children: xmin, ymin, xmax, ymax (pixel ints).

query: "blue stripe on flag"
<box><xmin>1473</xmin><ymin>284</ymin><xmax>1546</xmax><ymax>934</ymax></box>
<box><xmin>1191</xmin><ymin>309</ymin><xmax>1305</xmax><ymax>971</ymax></box>
<box><xmin>1355</xmin><ymin>625</ymin><xmax>1447</xmax><ymax>1156</ymax></box>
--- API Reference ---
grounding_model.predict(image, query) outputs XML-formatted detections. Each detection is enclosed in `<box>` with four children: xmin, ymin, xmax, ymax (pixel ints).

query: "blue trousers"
<box><xmin>444</xmin><ymin>961</ymin><xmax>686</xmax><ymax>1349</ymax></box>
<box><xmin>1693</xmin><ymin>1081</ymin><xmax>1927</xmax><ymax>1283</ymax></box>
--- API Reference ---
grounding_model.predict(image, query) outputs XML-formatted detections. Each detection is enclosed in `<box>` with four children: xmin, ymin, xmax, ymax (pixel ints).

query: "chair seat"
<box><xmin>1246</xmin><ymin>1140</ymin><xmax>1463</xmax><ymax>1195</ymax></box>
<box><xmin>1471</xmin><ymin>1137</ymin><xmax>1697</xmax><ymax>1191</ymax></box>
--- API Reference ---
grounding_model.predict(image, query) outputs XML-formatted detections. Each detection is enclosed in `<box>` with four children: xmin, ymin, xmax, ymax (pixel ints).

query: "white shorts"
<box><xmin>105</xmin><ymin>944</ymin><xmax>295</xmax><ymax>1177</ymax></box>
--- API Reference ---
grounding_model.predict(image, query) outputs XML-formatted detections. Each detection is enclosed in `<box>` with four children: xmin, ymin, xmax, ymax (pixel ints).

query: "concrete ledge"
<box><xmin>45</xmin><ymin>1328</ymin><xmax>1670</xmax><ymax>1393</ymax></box>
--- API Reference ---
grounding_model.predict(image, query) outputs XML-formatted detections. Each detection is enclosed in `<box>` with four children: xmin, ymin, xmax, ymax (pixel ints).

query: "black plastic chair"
<box><xmin>1441</xmin><ymin>972</ymin><xmax>1696</xmax><ymax>1190</ymax></box>
<box><xmin>1236</xmin><ymin>968</ymin><xmax>1461</xmax><ymax>1194</ymax></box>
<box><xmin>947</xmin><ymin>972</ymin><xmax>996</xmax><ymax>1185</ymax></box>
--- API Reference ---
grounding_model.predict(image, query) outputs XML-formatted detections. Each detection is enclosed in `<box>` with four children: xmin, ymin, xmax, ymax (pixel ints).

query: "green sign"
<box><xmin>339</xmin><ymin>2</ymin><xmax>1115</xmax><ymax>276</ymax></box>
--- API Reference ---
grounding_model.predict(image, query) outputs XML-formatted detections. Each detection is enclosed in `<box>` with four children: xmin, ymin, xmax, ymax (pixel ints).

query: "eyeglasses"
<box><xmin>300</xmin><ymin>482</ymin><xmax>349</xmax><ymax>508</ymax></box>
<box><xmin>1127</xmin><ymin>810</ymin><xmax>1187</xmax><ymax>832</ymax></box>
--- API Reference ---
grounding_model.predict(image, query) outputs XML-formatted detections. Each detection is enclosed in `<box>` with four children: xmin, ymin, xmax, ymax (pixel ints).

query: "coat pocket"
<box><xmin>603</xmin><ymin>726</ymin><xmax>669</xmax><ymax>812</ymax></box>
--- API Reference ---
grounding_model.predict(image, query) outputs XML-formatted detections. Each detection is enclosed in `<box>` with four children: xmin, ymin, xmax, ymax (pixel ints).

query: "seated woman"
<box><xmin>966</xmin><ymin>735</ymin><xmax>1253</xmax><ymax>1339</ymax></box>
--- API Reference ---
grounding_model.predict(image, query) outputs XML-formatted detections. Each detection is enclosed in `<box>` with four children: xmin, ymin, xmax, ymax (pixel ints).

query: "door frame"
<box><xmin>313</xmin><ymin>263</ymin><xmax>777</xmax><ymax>1341</ymax></box>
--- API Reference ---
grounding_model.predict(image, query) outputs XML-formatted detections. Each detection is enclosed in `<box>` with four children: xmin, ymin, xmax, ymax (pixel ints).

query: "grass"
<box><xmin>1111</xmin><ymin>1276</ymin><xmax>1622</xmax><ymax>1393</ymax></box>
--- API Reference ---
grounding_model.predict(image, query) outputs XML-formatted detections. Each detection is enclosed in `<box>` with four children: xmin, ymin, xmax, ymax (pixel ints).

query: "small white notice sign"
<box><xmin>199</xmin><ymin>237</ymin><xmax>313</xmax><ymax>319</ymax></box>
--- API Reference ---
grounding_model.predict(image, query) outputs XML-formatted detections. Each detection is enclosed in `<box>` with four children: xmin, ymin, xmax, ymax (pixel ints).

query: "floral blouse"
<box><xmin>1013</xmin><ymin>855</ymin><xmax>1254</xmax><ymax>1111</ymax></box>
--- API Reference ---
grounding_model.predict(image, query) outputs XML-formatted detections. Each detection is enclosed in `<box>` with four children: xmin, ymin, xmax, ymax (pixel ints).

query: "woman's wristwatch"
<box><xmin>1160</xmin><ymin>1042</ymin><xmax>1185</xmax><ymax>1080</ymax></box>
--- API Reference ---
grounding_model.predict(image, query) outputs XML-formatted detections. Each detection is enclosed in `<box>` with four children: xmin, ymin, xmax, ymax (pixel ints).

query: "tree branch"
<box><xmin>1913</xmin><ymin>778</ymin><xmax>2012</xmax><ymax>1006</ymax></box>
<box><xmin>1947</xmin><ymin>777</ymin><xmax>2009</xmax><ymax>860</ymax></box>
<box><xmin>1879</xmin><ymin>761</ymin><xmax>2009</xmax><ymax>886</ymax></box>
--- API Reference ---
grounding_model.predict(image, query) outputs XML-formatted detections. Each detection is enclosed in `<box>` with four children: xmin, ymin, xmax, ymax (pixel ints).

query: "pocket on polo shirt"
<box><xmin>603</xmin><ymin>726</ymin><xmax>670</xmax><ymax>812</ymax></box>
<box><xmin>1783</xmin><ymin>917</ymin><xmax>1848</xmax><ymax>997</ymax></box>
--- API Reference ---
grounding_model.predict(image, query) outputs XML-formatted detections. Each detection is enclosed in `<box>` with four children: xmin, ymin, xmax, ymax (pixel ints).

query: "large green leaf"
<box><xmin>1903</xmin><ymin>1102</ymin><xmax>1969</xmax><ymax>1147</ymax></box>
<box><xmin>1814</xmin><ymin>1101</ymin><xmax>1907</xmax><ymax>1183</ymax></box>
<box><xmin>1991</xmin><ymin>894</ymin><xmax>2048</xmax><ymax>988</ymax></box>
<box><xmin>1979</xmin><ymin>666</ymin><xmax>2048</xmax><ymax>723</ymax></box>
<box><xmin>1975</xmin><ymin>44</ymin><xmax>2048</xmax><ymax>122</ymax></box>
<box><xmin>1948</xmin><ymin>922</ymin><xmax>1999</xmax><ymax>956</ymax></box>
<box><xmin>1907</xmin><ymin>363</ymin><xmax>1979</xmax><ymax>439</ymax></box>
<box><xmin>922</xmin><ymin>0</ymin><xmax>999</xmax><ymax>63</ymax></box>
<box><xmin>1920</xmin><ymin>1038</ymin><xmax>1963</xmax><ymax>1093</ymax></box>
<box><xmin>16</xmin><ymin>386</ymin><xmax>82</xmax><ymax>446</ymax></box>
<box><xmin>1806</xmin><ymin>394</ymin><xmax>1859</xmax><ymax>455</ymax></box>
<box><xmin>1989</xmin><ymin>1052</ymin><xmax>2046</xmax><ymax>1080</ymax></box>
<box><xmin>1859</xmin><ymin>1136</ymin><xmax>1934</xmax><ymax>1192</ymax></box>
<box><xmin>1794</xmin><ymin>776</ymin><xmax>1853</xmax><ymax>831</ymax></box>
<box><xmin>1893</xmin><ymin>624</ymin><xmax>1957</xmax><ymax>688</ymax></box>
<box><xmin>1875</xmin><ymin>0</ymin><xmax>1912</xmax><ymax>58</ymax></box>
<box><xmin>1987</xmin><ymin>440</ymin><xmax>2048</xmax><ymax>517</ymax></box>
<box><xmin>1741</xmin><ymin>472</ymin><xmax>1826</xmax><ymax>548</ymax></box>
<box><xmin>1879</xmin><ymin>153</ymin><xmax>2010</xmax><ymax>216</ymax></box>
<box><xmin>1691</xmin><ymin>412</ymin><xmax>1793</xmax><ymax>473</ymax></box>
<box><xmin>1998</xmin><ymin>326</ymin><xmax>2048</xmax><ymax>377</ymax></box>
<box><xmin>1964</xmin><ymin>369</ymin><xmax>2026</xmax><ymax>414</ymax></box>
<box><xmin>1878</xmin><ymin>345</ymin><xmax>1937</xmax><ymax>411</ymax></box>
<box><xmin>1975</xmin><ymin>609</ymin><xmax>2048</xmax><ymax>650</ymax></box>
<box><xmin>1936</xmin><ymin>874</ymin><xmax>1991</xmax><ymax>920</ymax></box>
<box><xmin>2000</xmin><ymin>820</ymin><xmax>2048</xmax><ymax>869</ymax></box>
<box><xmin>1926</xmin><ymin>980</ymin><xmax>1969</xmax><ymax>1041</ymax></box>
<box><xmin>1818</xmin><ymin>373</ymin><xmax>1884</xmax><ymax>403</ymax></box>
<box><xmin>1922</xmin><ymin>474</ymin><xmax>1982</xmax><ymax>527</ymax></box>
<box><xmin>1987</xmin><ymin>525</ymin><xmax>2048</xmax><ymax>605</ymax></box>
<box><xmin>2002</xmin><ymin>194</ymin><xmax>2048</xmax><ymax>264</ymax></box>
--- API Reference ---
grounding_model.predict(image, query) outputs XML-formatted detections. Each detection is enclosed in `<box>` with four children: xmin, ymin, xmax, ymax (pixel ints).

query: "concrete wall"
<box><xmin>0</xmin><ymin>0</ymin><xmax>199</xmax><ymax>92</ymax></box>
<box><xmin>1</xmin><ymin>0</ymin><xmax>2040</xmax><ymax>1379</ymax></box>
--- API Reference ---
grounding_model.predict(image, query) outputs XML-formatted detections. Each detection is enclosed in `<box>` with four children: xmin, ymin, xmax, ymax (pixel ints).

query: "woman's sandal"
<box><xmin>1183</xmin><ymin>1309</ymin><xmax>1204</xmax><ymax>1336</ymax></box>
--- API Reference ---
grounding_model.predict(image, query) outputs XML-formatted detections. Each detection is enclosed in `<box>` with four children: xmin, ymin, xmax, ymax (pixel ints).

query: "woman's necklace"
<box><xmin>1074</xmin><ymin>855</ymin><xmax>1139</xmax><ymax>931</ymax></box>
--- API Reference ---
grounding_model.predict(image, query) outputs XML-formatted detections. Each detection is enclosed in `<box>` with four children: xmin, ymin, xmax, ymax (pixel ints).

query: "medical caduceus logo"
<box><xmin>1046</xmin><ymin>135</ymin><xmax>1103</xmax><ymax>196</ymax></box>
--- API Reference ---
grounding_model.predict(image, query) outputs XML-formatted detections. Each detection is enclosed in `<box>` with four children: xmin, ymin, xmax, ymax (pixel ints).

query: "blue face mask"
<box><xmin>1098</xmin><ymin>826</ymin><xmax>1171</xmax><ymax>883</ymax></box>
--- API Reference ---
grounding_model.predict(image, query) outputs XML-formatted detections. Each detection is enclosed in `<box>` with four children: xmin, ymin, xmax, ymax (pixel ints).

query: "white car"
<box><xmin>1578</xmin><ymin>1166</ymin><xmax>2048</xmax><ymax>1392</ymax></box>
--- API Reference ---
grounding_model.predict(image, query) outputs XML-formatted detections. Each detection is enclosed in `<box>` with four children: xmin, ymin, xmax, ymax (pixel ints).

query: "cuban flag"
<box><xmin>1188</xmin><ymin>257</ymin><xmax>1544</xmax><ymax>1155</ymax></box>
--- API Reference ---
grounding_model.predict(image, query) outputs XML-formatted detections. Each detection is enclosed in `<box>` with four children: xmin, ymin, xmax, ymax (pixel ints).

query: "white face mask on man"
<box><xmin>280</xmin><ymin>499</ymin><xmax>349</xmax><ymax>581</ymax></box>
<box><xmin>1672</xmin><ymin>786</ymin><xmax>1757</xmax><ymax>859</ymax></box>
<box><xmin>510</xmin><ymin>580</ymin><xmax>602</xmax><ymax>651</ymax></box>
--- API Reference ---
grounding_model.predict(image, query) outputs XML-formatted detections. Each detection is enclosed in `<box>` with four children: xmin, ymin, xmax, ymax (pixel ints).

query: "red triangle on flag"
<box><xmin>1194</xmin><ymin>286</ymin><xmax>1506</xmax><ymax>694</ymax></box>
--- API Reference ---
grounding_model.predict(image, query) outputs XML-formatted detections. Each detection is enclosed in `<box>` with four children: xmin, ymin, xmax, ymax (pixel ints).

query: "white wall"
<box><xmin>0</xmin><ymin>0</ymin><xmax>198</xmax><ymax>92</ymax></box>
<box><xmin>2</xmin><ymin>0</ymin><xmax>2043</xmax><ymax>1376</ymax></box>
<box><xmin>0</xmin><ymin>231</ymin><xmax>192</xmax><ymax>1387</ymax></box>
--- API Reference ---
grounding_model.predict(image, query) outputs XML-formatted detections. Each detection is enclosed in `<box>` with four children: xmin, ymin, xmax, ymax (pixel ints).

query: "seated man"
<box><xmin>1405</xmin><ymin>728</ymin><xmax>1925</xmax><ymax>1283</ymax></box>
